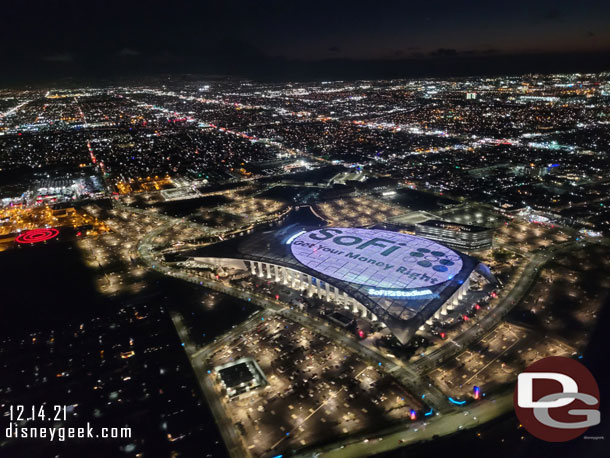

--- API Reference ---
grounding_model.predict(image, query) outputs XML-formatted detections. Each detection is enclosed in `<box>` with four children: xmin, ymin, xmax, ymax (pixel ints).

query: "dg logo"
<box><xmin>514</xmin><ymin>356</ymin><xmax>600</xmax><ymax>442</ymax></box>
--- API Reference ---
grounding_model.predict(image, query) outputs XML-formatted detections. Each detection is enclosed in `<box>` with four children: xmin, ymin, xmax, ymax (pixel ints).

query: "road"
<box><xmin>300</xmin><ymin>390</ymin><xmax>514</xmax><ymax>458</ymax></box>
<box><xmin>171</xmin><ymin>312</ymin><xmax>249</xmax><ymax>458</ymax></box>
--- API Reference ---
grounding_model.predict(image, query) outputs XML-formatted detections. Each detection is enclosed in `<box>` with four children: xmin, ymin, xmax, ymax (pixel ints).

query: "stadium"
<box><xmin>185</xmin><ymin>225</ymin><xmax>497</xmax><ymax>344</ymax></box>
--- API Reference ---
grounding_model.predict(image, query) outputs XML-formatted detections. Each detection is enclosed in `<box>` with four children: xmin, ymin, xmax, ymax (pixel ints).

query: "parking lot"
<box><xmin>508</xmin><ymin>243</ymin><xmax>610</xmax><ymax>347</ymax></box>
<box><xmin>207</xmin><ymin>315</ymin><xmax>424</xmax><ymax>457</ymax></box>
<box><xmin>495</xmin><ymin>220</ymin><xmax>572</xmax><ymax>253</ymax></box>
<box><xmin>428</xmin><ymin>322</ymin><xmax>574</xmax><ymax>399</ymax></box>
<box><xmin>314</xmin><ymin>196</ymin><xmax>406</xmax><ymax>227</ymax></box>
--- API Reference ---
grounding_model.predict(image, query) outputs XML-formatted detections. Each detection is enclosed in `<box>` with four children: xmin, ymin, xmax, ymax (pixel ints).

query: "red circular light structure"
<box><xmin>15</xmin><ymin>228</ymin><xmax>59</xmax><ymax>244</ymax></box>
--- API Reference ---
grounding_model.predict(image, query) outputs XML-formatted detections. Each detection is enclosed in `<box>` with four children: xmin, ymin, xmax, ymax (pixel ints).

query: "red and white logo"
<box><xmin>514</xmin><ymin>356</ymin><xmax>600</xmax><ymax>442</ymax></box>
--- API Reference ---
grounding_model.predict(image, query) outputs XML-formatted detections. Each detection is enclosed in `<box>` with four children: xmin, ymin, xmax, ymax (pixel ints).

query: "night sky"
<box><xmin>2</xmin><ymin>0</ymin><xmax>610</xmax><ymax>85</ymax></box>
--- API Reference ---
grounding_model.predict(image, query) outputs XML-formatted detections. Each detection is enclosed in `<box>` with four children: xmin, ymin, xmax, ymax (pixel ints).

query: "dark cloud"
<box><xmin>544</xmin><ymin>8</ymin><xmax>562</xmax><ymax>21</ymax></box>
<box><xmin>328</xmin><ymin>46</ymin><xmax>341</xmax><ymax>53</ymax></box>
<box><xmin>430</xmin><ymin>48</ymin><xmax>458</xmax><ymax>57</ymax></box>
<box><xmin>42</xmin><ymin>53</ymin><xmax>74</xmax><ymax>63</ymax></box>
<box><xmin>429</xmin><ymin>48</ymin><xmax>500</xmax><ymax>57</ymax></box>
<box><xmin>463</xmin><ymin>48</ymin><xmax>500</xmax><ymax>55</ymax></box>
<box><xmin>117</xmin><ymin>48</ymin><xmax>140</xmax><ymax>57</ymax></box>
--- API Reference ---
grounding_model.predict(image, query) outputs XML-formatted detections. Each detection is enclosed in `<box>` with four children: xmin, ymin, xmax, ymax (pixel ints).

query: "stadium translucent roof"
<box><xmin>290</xmin><ymin>228</ymin><xmax>463</xmax><ymax>290</ymax></box>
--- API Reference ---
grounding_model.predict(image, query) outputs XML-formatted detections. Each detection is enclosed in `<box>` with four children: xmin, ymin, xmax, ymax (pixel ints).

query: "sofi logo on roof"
<box><xmin>290</xmin><ymin>228</ymin><xmax>463</xmax><ymax>290</ymax></box>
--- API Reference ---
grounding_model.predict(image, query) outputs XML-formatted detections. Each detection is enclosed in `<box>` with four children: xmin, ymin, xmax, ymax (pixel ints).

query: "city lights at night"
<box><xmin>0</xmin><ymin>1</ymin><xmax>609</xmax><ymax>458</ymax></box>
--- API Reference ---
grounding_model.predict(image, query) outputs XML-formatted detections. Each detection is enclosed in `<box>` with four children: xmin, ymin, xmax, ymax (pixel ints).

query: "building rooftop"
<box><xmin>218</xmin><ymin>362</ymin><xmax>256</xmax><ymax>389</ymax></box>
<box><xmin>416</xmin><ymin>219</ymin><xmax>491</xmax><ymax>233</ymax></box>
